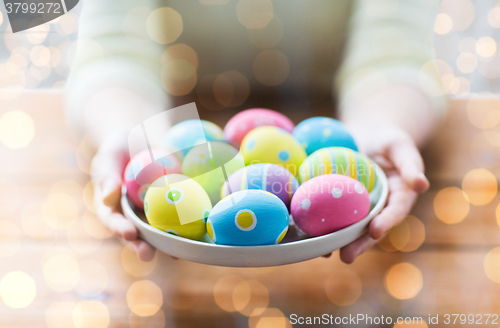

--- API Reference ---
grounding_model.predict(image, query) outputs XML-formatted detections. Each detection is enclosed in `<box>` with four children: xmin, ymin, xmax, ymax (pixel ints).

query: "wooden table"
<box><xmin>0</xmin><ymin>91</ymin><xmax>499</xmax><ymax>327</ymax></box>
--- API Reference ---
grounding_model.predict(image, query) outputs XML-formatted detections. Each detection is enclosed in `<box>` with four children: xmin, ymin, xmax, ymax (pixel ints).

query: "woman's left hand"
<box><xmin>333</xmin><ymin>124</ymin><xmax>430</xmax><ymax>263</ymax></box>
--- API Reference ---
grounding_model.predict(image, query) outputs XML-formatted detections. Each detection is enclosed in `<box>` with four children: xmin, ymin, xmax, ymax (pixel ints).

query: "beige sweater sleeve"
<box><xmin>335</xmin><ymin>0</ymin><xmax>447</xmax><ymax>120</ymax></box>
<box><xmin>65</xmin><ymin>0</ymin><xmax>167</xmax><ymax>131</ymax></box>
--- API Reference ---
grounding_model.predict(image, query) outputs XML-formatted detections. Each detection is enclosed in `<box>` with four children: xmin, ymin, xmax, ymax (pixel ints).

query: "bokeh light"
<box><xmin>253</xmin><ymin>50</ymin><xmax>290</xmax><ymax>86</ymax></box>
<box><xmin>0</xmin><ymin>220</ymin><xmax>21</xmax><ymax>258</ymax></box>
<box><xmin>439</xmin><ymin>0</ymin><xmax>475</xmax><ymax>31</ymax></box>
<box><xmin>30</xmin><ymin>45</ymin><xmax>51</xmax><ymax>66</ymax></box>
<box><xmin>248</xmin><ymin>308</ymin><xmax>292</xmax><ymax>328</ymax></box>
<box><xmin>121</xmin><ymin>247</ymin><xmax>157</xmax><ymax>277</ymax></box>
<box><xmin>43</xmin><ymin>254</ymin><xmax>80</xmax><ymax>292</ymax></box>
<box><xmin>434</xmin><ymin>187</ymin><xmax>470</xmax><ymax>224</ymax></box>
<box><xmin>434</xmin><ymin>13</ymin><xmax>453</xmax><ymax>35</ymax></box>
<box><xmin>476</xmin><ymin>37</ymin><xmax>497</xmax><ymax>58</ymax></box>
<box><xmin>46</xmin><ymin>302</ymin><xmax>76</xmax><ymax>328</ymax></box>
<box><xmin>43</xmin><ymin>192</ymin><xmax>78</xmax><ymax>230</ymax></box>
<box><xmin>466</xmin><ymin>94</ymin><xmax>500</xmax><ymax>129</ymax></box>
<box><xmin>233</xmin><ymin>280</ymin><xmax>269</xmax><ymax>316</ymax></box>
<box><xmin>213</xmin><ymin>70</ymin><xmax>250</xmax><ymax>107</ymax></box>
<box><xmin>213</xmin><ymin>275</ymin><xmax>245</xmax><ymax>312</ymax></box>
<box><xmin>147</xmin><ymin>8</ymin><xmax>183</xmax><ymax>44</ymax></box>
<box><xmin>0</xmin><ymin>271</ymin><xmax>36</xmax><ymax>308</ymax></box>
<box><xmin>324</xmin><ymin>269</ymin><xmax>362</xmax><ymax>306</ymax></box>
<box><xmin>461</xmin><ymin>168</ymin><xmax>497</xmax><ymax>205</ymax></box>
<box><xmin>127</xmin><ymin>280</ymin><xmax>163</xmax><ymax>317</ymax></box>
<box><xmin>236</xmin><ymin>0</ymin><xmax>273</xmax><ymax>29</ymax></box>
<box><xmin>384</xmin><ymin>263</ymin><xmax>423</xmax><ymax>300</ymax></box>
<box><xmin>73</xmin><ymin>301</ymin><xmax>110</xmax><ymax>328</ymax></box>
<box><xmin>378</xmin><ymin>216</ymin><xmax>426</xmax><ymax>252</ymax></box>
<box><xmin>0</xmin><ymin>111</ymin><xmax>35</xmax><ymax>149</ymax></box>
<box><xmin>488</xmin><ymin>7</ymin><xmax>500</xmax><ymax>28</ymax></box>
<box><xmin>129</xmin><ymin>309</ymin><xmax>166</xmax><ymax>328</ymax></box>
<box><xmin>484</xmin><ymin>247</ymin><xmax>500</xmax><ymax>283</ymax></box>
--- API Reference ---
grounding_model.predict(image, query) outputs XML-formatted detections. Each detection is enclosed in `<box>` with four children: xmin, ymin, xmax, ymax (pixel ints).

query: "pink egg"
<box><xmin>124</xmin><ymin>149</ymin><xmax>181</xmax><ymax>209</ymax></box>
<box><xmin>291</xmin><ymin>174</ymin><xmax>370</xmax><ymax>237</ymax></box>
<box><xmin>223</xmin><ymin>108</ymin><xmax>295</xmax><ymax>145</ymax></box>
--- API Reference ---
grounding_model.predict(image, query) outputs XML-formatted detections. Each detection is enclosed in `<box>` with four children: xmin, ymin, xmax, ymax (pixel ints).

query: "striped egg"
<box><xmin>221</xmin><ymin>163</ymin><xmax>299</xmax><ymax>209</ymax></box>
<box><xmin>124</xmin><ymin>149</ymin><xmax>181</xmax><ymax>209</ymax></box>
<box><xmin>241</xmin><ymin>126</ymin><xmax>307</xmax><ymax>177</ymax></box>
<box><xmin>223</xmin><ymin>108</ymin><xmax>295</xmax><ymax>145</ymax></box>
<box><xmin>144</xmin><ymin>174</ymin><xmax>212</xmax><ymax>241</ymax></box>
<box><xmin>291</xmin><ymin>174</ymin><xmax>371</xmax><ymax>237</ymax></box>
<box><xmin>162</xmin><ymin>119</ymin><xmax>223</xmax><ymax>158</ymax></box>
<box><xmin>292</xmin><ymin>117</ymin><xmax>358</xmax><ymax>155</ymax></box>
<box><xmin>206</xmin><ymin>190</ymin><xmax>289</xmax><ymax>246</ymax></box>
<box><xmin>298</xmin><ymin>147</ymin><xmax>378</xmax><ymax>192</ymax></box>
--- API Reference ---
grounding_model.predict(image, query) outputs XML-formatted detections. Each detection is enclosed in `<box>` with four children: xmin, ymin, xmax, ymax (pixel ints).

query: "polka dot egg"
<box><xmin>291</xmin><ymin>174</ymin><xmax>370</xmax><ymax>237</ymax></box>
<box><xmin>206</xmin><ymin>190</ymin><xmax>289</xmax><ymax>246</ymax></box>
<box><xmin>124</xmin><ymin>149</ymin><xmax>181</xmax><ymax>209</ymax></box>
<box><xmin>299</xmin><ymin>147</ymin><xmax>378</xmax><ymax>192</ymax></box>
<box><xmin>293</xmin><ymin>117</ymin><xmax>358</xmax><ymax>155</ymax></box>
<box><xmin>221</xmin><ymin>163</ymin><xmax>299</xmax><ymax>209</ymax></box>
<box><xmin>182</xmin><ymin>141</ymin><xmax>245</xmax><ymax>204</ymax></box>
<box><xmin>162</xmin><ymin>119</ymin><xmax>223</xmax><ymax>158</ymax></box>
<box><xmin>223</xmin><ymin>108</ymin><xmax>295</xmax><ymax>145</ymax></box>
<box><xmin>241</xmin><ymin>126</ymin><xmax>307</xmax><ymax>177</ymax></box>
<box><xmin>144</xmin><ymin>174</ymin><xmax>212</xmax><ymax>241</ymax></box>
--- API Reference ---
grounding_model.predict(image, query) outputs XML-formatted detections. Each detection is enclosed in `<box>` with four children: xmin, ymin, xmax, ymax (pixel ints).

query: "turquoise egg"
<box><xmin>292</xmin><ymin>117</ymin><xmax>357</xmax><ymax>155</ymax></box>
<box><xmin>162</xmin><ymin>120</ymin><xmax>223</xmax><ymax>158</ymax></box>
<box><xmin>206</xmin><ymin>190</ymin><xmax>289</xmax><ymax>246</ymax></box>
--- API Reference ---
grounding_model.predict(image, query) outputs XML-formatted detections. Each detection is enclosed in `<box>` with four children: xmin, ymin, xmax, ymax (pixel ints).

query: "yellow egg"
<box><xmin>144</xmin><ymin>174</ymin><xmax>212</xmax><ymax>240</ymax></box>
<box><xmin>241</xmin><ymin>126</ymin><xmax>307</xmax><ymax>177</ymax></box>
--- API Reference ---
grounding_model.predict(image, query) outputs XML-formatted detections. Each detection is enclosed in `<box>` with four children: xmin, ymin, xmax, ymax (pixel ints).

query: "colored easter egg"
<box><xmin>223</xmin><ymin>108</ymin><xmax>295</xmax><ymax>145</ymax></box>
<box><xmin>206</xmin><ymin>190</ymin><xmax>289</xmax><ymax>246</ymax></box>
<box><xmin>124</xmin><ymin>149</ymin><xmax>181</xmax><ymax>209</ymax></box>
<box><xmin>299</xmin><ymin>147</ymin><xmax>378</xmax><ymax>192</ymax></box>
<box><xmin>291</xmin><ymin>174</ymin><xmax>370</xmax><ymax>237</ymax></box>
<box><xmin>182</xmin><ymin>141</ymin><xmax>245</xmax><ymax>204</ymax></box>
<box><xmin>293</xmin><ymin>117</ymin><xmax>358</xmax><ymax>155</ymax></box>
<box><xmin>241</xmin><ymin>126</ymin><xmax>307</xmax><ymax>177</ymax></box>
<box><xmin>221</xmin><ymin>163</ymin><xmax>299</xmax><ymax>209</ymax></box>
<box><xmin>162</xmin><ymin>119</ymin><xmax>223</xmax><ymax>158</ymax></box>
<box><xmin>144</xmin><ymin>174</ymin><xmax>212</xmax><ymax>240</ymax></box>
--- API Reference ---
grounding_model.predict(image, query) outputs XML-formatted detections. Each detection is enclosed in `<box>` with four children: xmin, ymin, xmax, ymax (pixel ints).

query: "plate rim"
<box><xmin>121</xmin><ymin>168</ymin><xmax>389</xmax><ymax>252</ymax></box>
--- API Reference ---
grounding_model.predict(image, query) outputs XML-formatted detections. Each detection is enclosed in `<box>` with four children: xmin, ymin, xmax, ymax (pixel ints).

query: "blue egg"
<box><xmin>292</xmin><ymin>117</ymin><xmax>358</xmax><ymax>155</ymax></box>
<box><xmin>206</xmin><ymin>190</ymin><xmax>289</xmax><ymax>246</ymax></box>
<box><xmin>162</xmin><ymin>120</ymin><xmax>223</xmax><ymax>157</ymax></box>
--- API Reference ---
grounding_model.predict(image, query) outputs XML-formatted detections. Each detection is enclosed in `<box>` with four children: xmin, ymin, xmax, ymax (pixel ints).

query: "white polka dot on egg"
<box><xmin>331</xmin><ymin>188</ymin><xmax>342</xmax><ymax>198</ymax></box>
<box><xmin>355</xmin><ymin>183</ymin><xmax>364</xmax><ymax>194</ymax></box>
<box><xmin>301</xmin><ymin>198</ymin><xmax>311</xmax><ymax>210</ymax></box>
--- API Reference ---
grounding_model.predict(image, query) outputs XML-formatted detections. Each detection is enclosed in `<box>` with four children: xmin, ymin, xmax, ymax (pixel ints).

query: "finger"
<box><xmin>322</xmin><ymin>253</ymin><xmax>332</xmax><ymax>259</ymax></box>
<box><xmin>339</xmin><ymin>233</ymin><xmax>378</xmax><ymax>264</ymax></box>
<box><xmin>369</xmin><ymin>176</ymin><xmax>417</xmax><ymax>240</ymax></box>
<box><xmin>388</xmin><ymin>138</ymin><xmax>429</xmax><ymax>193</ymax></box>
<box><xmin>126</xmin><ymin>240</ymin><xmax>156</xmax><ymax>262</ymax></box>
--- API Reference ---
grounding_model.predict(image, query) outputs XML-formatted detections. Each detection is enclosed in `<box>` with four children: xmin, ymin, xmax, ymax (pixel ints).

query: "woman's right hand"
<box><xmin>91</xmin><ymin>131</ymin><xmax>156</xmax><ymax>261</ymax></box>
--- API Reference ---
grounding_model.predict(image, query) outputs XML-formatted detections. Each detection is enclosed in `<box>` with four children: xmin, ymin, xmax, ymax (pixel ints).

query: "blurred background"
<box><xmin>0</xmin><ymin>0</ymin><xmax>500</xmax><ymax>98</ymax></box>
<box><xmin>1</xmin><ymin>0</ymin><xmax>500</xmax><ymax>327</ymax></box>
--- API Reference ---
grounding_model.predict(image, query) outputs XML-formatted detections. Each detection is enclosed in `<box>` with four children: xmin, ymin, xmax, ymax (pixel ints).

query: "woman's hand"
<box><xmin>91</xmin><ymin>131</ymin><xmax>156</xmax><ymax>261</ymax></box>
<box><xmin>336</xmin><ymin>124</ymin><xmax>430</xmax><ymax>264</ymax></box>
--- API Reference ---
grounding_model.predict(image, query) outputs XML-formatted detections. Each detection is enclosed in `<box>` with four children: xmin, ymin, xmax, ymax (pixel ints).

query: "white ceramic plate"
<box><xmin>122</xmin><ymin>169</ymin><xmax>389</xmax><ymax>267</ymax></box>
